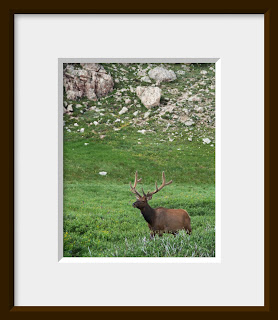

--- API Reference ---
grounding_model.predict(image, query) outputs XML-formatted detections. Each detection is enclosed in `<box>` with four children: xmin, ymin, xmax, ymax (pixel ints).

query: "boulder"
<box><xmin>63</xmin><ymin>63</ymin><xmax>114</xmax><ymax>101</ymax></box>
<box><xmin>136</xmin><ymin>86</ymin><xmax>161</xmax><ymax>108</ymax></box>
<box><xmin>148</xmin><ymin>67</ymin><xmax>176</xmax><ymax>83</ymax></box>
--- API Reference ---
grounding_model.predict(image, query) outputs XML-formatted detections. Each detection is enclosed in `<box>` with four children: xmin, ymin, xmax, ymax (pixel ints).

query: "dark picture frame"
<box><xmin>3</xmin><ymin>3</ymin><xmax>276</xmax><ymax>317</ymax></box>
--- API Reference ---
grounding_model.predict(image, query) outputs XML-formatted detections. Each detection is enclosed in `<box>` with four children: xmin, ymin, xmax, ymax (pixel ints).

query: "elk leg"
<box><xmin>150</xmin><ymin>232</ymin><xmax>155</xmax><ymax>240</ymax></box>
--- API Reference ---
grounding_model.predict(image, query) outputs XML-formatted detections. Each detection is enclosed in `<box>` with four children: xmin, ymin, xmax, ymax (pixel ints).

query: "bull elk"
<box><xmin>130</xmin><ymin>171</ymin><xmax>191</xmax><ymax>238</ymax></box>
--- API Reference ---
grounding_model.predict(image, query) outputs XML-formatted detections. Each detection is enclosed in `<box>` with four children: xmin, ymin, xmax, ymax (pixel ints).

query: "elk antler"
<box><xmin>146</xmin><ymin>172</ymin><xmax>172</xmax><ymax>197</ymax></box>
<box><xmin>130</xmin><ymin>171</ymin><xmax>142</xmax><ymax>198</ymax></box>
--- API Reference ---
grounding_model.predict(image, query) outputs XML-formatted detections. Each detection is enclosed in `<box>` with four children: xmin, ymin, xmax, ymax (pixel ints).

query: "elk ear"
<box><xmin>146</xmin><ymin>194</ymin><xmax>153</xmax><ymax>201</ymax></box>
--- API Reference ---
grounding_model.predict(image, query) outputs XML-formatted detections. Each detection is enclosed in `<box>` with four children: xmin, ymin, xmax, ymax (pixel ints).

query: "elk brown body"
<box><xmin>130</xmin><ymin>172</ymin><xmax>191</xmax><ymax>238</ymax></box>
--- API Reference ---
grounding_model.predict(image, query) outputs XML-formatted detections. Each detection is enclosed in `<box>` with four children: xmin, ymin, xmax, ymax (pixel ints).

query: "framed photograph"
<box><xmin>5</xmin><ymin>8</ymin><xmax>273</xmax><ymax>315</ymax></box>
<box><xmin>59</xmin><ymin>58</ymin><xmax>219</xmax><ymax>261</ymax></box>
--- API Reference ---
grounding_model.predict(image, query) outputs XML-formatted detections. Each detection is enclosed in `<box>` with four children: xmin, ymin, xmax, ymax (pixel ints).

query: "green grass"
<box><xmin>63</xmin><ymin>62</ymin><xmax>215</xmax><ymax>257</ymax></box>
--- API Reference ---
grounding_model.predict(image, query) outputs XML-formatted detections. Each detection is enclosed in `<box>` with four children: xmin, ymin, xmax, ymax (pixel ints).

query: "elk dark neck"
<box><xmin>140</xmin><ymin>203</ymin><xmax>156</xmax><ymax>225</ymax></box>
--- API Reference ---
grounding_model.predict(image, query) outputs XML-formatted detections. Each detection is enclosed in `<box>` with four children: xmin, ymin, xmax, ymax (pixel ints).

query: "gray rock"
<box><xmin>148</xmin><ymin>67</ymin><xmax>176</xmax><ymax>83</ymax></box>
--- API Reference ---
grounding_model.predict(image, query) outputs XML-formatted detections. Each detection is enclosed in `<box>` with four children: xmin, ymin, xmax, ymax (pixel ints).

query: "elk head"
<box><xmin>130</xmin><ymin>171</ymin><xmax>173</xmax><ymax>209</ymax></box>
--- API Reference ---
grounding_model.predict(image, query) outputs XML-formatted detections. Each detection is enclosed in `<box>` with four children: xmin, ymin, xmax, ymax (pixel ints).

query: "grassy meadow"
<box><xmin>63</xmin><ymin>63</ymin><xmax>215</xmax><ymax>257</ymax></box>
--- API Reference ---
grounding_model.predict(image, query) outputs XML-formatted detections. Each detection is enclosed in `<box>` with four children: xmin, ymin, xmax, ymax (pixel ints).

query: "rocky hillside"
<box><xmin>63</xmin><ymin>62</ymin><xmax>215</xmax><ymax>145</ymax></box>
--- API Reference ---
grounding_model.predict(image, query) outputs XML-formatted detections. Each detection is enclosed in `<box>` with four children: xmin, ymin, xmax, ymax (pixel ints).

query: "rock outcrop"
<box><xmin>63</xmin><ymin>63</ymin><xmax>114</xmax><ymax>101</ymax></box>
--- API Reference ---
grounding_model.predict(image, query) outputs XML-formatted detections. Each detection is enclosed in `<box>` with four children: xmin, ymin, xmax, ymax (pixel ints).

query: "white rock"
<box><xmin>179</xmin><ymin>115</ymin><xmax>189</xmax><ymax>123</ymax></box>
<box><xmin>99</xmin><ymin>171</ymin><xmax>107</xmax><ymax>176</ymax></box>
<box><xmin>200</xmin><ymin>70</ymin><xmax>208</xmax><ymax>75</ymax></box>
<box><xmin>184</xmin><ymin>120</ymin><xmax>195</xmax><ymax>126</ymax></box>
<box><xmin>143</xmin><ymin>111</ymin><xmax>150</xmax><ymax>119</ymax></box>
<box><xmin>80</xmin><ymin>128</ymin><xmax>84</xmax><ymax>133</ymax></box>
<box><xmin>203</xmin><ymin>138</ymin><xmax>211</xmax><ymax>144</ymax></box>
<box><xmin>137</xmin><ymin>69</ymin><xmax>147</xmax><ymax>77</ymax></box>
<box><xmin>136</xmin><ymin>86</ymin><xmax>161</xmax><ymax>108</ymax></box>
<box><xmin>84</xmin><ymin>143</ymin><xmax>89</xmax><ymax>146</ymax></box>
<box><xmin>75</xmin><ymin>104</ymin><xmax>82</xmax><ymax>108</ymax></box>
<box><xmin>93</xmin><ymin>121</ymin><xmax>99</xmax><ymax>126</ymax></box>
<box><xmin>74</xmin><ymin>123</ymin><xmax>79</xmax><ymax>126</ymax></box>
<box><xmin>67</xmin><ymin>104</ymin><xmax>73</xmax><ymax>112</ymax></box>
<box><xmin>148</xmin><ymin>67</ymin><xmax>176</xmax><ymax>82</ymax></box>
<box><xmin>119</xmin><ymin>107</ymin><xmax>128</xmax><ymax>115</ymax></box>
<box><xmin>188</xmin><ymin>95</ymin><xmax>201</xmax><ymax>102</ymax></box>
<box><xmin>141</xmin><ymin>76</ymin><xmax>152</xmax><ymax>83</ymax></box>
<box><xmin>195</xmin><ymin>106</ymin><xmax>204</xmax><ymax>113</ymax></box>
<box><xmin>125</xmin><ymin>98</ymin><xmax>132</xmax><ymax>105</ymax></box>
<box><xmin>133</xmin><ymin>111</ymin><xmax>139</xmax><ymax>116</ymax></box>
<box><xmin>160</xmin><ymin>104</ymin><xmax>175</xmax><ymax>115</ymax></box>
<box><xmin>177</xmin><ymin>70</ymin><xmax>186</xmax><ymax>75</ymax></box>
<box><xmin>138</xmin><ymin>129</ymin><xmax>147</xmax><ymax>134</ymax></box>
